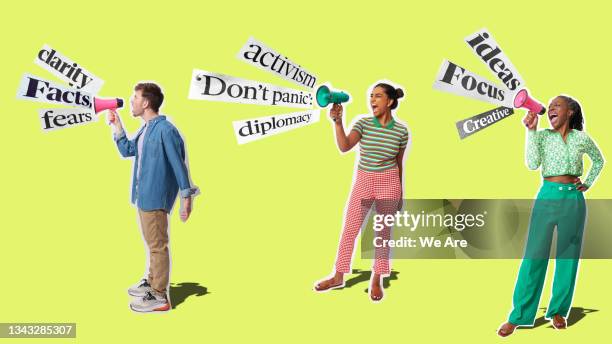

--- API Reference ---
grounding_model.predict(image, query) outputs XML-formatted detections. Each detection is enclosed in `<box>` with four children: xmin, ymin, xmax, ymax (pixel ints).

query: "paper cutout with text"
<box><xmin>464</xmin><ymin>28</ymin><xmax>525</xmax><ymax>92</ymax></box>
<box><xmin>433</xmin><ymin>60</ymin><xmax>511</xmax><ymax>107</ymax></box>
<box><xmin>34</xmin><ymin>44</ymin><xmax>104</xmax><ymax>94</ymax></box>
<box><xmin>39</xmin><ymin>108</ymin><xmax>98</xmax><ymax>132</ymax></box>
<box><xmin>188</xmin><ymin>69</ymin><xmax>313</xmax><ymax>108</ymax></box>
<box><xmin>434</xmin><ymin>28</ymin><xmax>530</xmax><ymax>139</ymax></box>
<box><xmin>17</xmin><ymin>73</ymin><xmax>93</xmax><ymax>109</ymax></box>
<box><xmin>237</xmin><ymin>37</ymin><xmax>317</xmax><ymax>89</ymax></box>
<box><xmin>456</xmin><ymin>106</ymin><xmax>514</xmax><ymax>139</ymax></box>
<box><xmin>233</xmin><ymin>109</ymin><xmax>320</xmax><ymax>144</ymax></box>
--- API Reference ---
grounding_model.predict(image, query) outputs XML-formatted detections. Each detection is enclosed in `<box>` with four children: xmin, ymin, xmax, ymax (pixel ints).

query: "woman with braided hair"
<box><xmin>498</xmin><ymin>95</ymin><xmax>604</xmax><ymax>336</ymax></box>
<box><xmin>314</xmin><ymin>82</ymin><xmax>409</xmax><ymax>302</ymax></box>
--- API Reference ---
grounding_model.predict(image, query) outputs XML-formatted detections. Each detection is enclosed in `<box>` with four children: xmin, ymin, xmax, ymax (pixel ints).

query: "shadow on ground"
<box><xmin>169</xmin><ymin>282</ymin><xmax>209</xmax><ymax>309</ymax></box>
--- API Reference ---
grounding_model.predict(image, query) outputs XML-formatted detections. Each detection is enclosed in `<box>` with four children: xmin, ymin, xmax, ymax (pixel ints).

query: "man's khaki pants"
<box><xmin>138</xmin><ymin>209</ymin><xmax>170</xmax><ymax>293</ymax></box>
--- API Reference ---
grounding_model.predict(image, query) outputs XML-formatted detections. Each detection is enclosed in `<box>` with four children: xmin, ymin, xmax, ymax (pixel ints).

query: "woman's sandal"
<box><xmin>370</xmin><ymin>291</ymin><xmax>384</xmax><ymax>303</ymax></box>
<box><xmin>497</xmin><ymin>322</ymin><xmax>517</xmax><ymax>337</ymax></box>
<box><xmin>551</xmin><ymin>315</ymin><xmax>567</xmax><ymax>329</ymax></box>
<box><xmin>314</xmin><ymin>279</ymin><xmax>345</xmax><ymax>292</ymax></box>
<box><xmin>369</xmin><ymin>283</ymin><xmax>384</xmax><ymax>303</ymax></box>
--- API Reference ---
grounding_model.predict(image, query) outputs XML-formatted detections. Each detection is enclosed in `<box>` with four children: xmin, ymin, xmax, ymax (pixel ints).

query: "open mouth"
<box><xmin>548</xmin><ymin>112</ymin><xmax>558</xmax><ymax>121</ymax></box>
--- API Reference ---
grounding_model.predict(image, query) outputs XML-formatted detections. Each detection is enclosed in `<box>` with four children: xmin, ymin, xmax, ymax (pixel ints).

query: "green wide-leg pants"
<box><xmin>509</xmin><ymin>180</ymin><xmax>586</xmax><ymax>325</ymax></box>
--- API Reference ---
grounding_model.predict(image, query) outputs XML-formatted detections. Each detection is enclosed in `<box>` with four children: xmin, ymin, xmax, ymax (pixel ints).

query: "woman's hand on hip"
<box><xmin>573</xmin><ymin>177</ymin><xmax>589</xmax><ymax>192</ymax></box>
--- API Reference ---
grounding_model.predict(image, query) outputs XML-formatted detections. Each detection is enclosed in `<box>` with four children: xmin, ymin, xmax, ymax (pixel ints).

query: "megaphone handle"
<box><xmin>332</xmin><ymin>102</ymin><xmax>340</xmax><ymax>122</ymax></box>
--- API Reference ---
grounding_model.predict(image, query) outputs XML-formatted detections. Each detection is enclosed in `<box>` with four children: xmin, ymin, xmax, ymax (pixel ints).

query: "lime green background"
<box><xmin>1</xmin><ymin>0</ymin><xmax>610</xmax><ymax>343</ymax></box>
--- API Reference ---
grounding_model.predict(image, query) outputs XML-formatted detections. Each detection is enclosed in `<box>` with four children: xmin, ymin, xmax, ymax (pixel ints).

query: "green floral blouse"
<box><xmin>526</xmin><ymin>129</ymin><xmax>604</xmax><ymax>188</ymax></box>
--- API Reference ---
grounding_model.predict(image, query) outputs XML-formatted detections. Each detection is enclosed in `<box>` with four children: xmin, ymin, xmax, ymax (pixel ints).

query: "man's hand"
<box><xmin>107</xmin><ymin>109</ymin><xmax>124</xmax><ymax>134</ymax></box>
<box><xmin>180</xmin><ymin>197</ymin><xmax>192</xmax><ymax>222</ymax></box>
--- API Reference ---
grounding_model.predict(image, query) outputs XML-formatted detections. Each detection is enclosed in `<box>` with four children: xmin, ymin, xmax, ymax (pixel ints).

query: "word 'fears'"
<box><xmin>39</xmin><ymin>108</ymin><xmax>97</xmax><ymax>131</ymax></box>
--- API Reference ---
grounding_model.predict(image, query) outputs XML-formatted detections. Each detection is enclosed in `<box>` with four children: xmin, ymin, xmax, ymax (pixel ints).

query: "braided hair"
<box><xmin>559</xmin><ymin>95</ymin><xmax>584</xmax><ymax>131</ymax></box>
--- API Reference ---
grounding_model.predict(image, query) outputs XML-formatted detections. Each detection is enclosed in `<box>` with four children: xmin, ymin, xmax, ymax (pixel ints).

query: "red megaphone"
<box><xmin>513</xmin><ymin>89</ymin><xmax>546</xmax><ymax>115</ymax></box>
<box><xmin>94</xmin><ymin>97</ymin><xmax>124</xmax><ymax>114</ymax></box>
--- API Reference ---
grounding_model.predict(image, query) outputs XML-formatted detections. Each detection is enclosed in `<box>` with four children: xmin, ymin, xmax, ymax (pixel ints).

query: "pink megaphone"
<box><xmin>513</xmin><ymin>89</ymin><xmax>546</xmax><ymax>115</ymax></box>
<box><xmin>93</xmin><ymin>97</ymin><xmax>124</xmax><ymax>114</ymax></box>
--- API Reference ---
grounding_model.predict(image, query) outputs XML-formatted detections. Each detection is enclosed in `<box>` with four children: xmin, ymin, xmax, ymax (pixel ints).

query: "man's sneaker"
<box><xmin>130</xmin><ymin>291</ymin><xmax>170</xmax><ymax>313</ymax></box>
<box><xmin>128</xmin><ymin>279</ymin><xmax>152</xmax><ymax>297</ymax></box>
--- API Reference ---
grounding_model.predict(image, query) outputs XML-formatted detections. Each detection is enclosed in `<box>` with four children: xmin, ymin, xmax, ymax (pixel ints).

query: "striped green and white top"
<box><xmin>351</xmin><ymin>116</ymin><xmax>409</xmax><ymax>172</ymax></box>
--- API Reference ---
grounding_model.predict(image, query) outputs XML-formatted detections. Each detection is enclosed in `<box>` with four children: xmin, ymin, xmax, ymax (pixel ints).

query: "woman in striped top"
<box><xmin>314</xmin><ymin>83</ymin><xmax>409</xmax><ymax>302</ymax></box>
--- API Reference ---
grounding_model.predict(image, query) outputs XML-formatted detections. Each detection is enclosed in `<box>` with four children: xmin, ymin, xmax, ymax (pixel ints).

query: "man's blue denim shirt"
<box><xmin>114</xmin><ymin>115</ymin><xmax>198</xmax><ymax>212</ymax></box>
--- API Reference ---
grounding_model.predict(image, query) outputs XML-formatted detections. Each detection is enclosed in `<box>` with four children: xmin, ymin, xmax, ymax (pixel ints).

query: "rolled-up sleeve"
<box><xmin>114</xmin><ymin>129</ymin><xmax>137</xmax><ymax>157</ymax></box>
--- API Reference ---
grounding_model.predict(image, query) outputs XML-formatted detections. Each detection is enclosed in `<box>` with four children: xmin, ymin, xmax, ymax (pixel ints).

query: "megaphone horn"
<box><xmin>513</xmin><ymin>89</ymin><xmax>546</xmax><ymax>115</ymax></box>
<box><xmin>94</xmin><ymin>97</ymin><xmax>124</xmax><ymax>114</ymax></box>
<box><xmin>316</xmin><ymin>85</ymin><xmax>350</xmax><ymax>107</ymax></box>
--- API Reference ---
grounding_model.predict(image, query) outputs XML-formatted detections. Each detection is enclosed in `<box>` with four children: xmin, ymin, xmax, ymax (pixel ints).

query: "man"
<box><xmin>107</xmin><ymin>82</ymin><xmax>198</xmax><ymax>313</ymax></box>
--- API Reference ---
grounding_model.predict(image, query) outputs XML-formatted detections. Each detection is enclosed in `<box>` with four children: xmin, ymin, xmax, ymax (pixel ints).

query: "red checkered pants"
<box><xmin>334</xmin><ymin>167</ymin><xmax>402</xmax><ymax>275</ymax></box>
